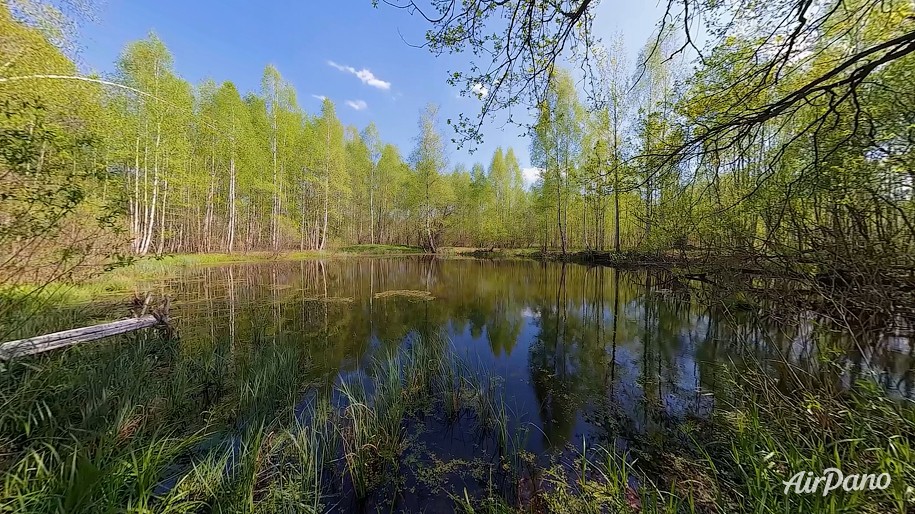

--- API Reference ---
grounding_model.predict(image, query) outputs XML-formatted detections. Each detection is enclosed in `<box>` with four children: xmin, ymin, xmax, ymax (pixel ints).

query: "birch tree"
<box><xmin>410</xmin><ymin>104</ymin><xmax>449</xmax><ymax>252</ymax></box>
<box><xmin>531</xmin><ymin>69</ymin><xmax>585</xmax><ymax>255</ymax></box>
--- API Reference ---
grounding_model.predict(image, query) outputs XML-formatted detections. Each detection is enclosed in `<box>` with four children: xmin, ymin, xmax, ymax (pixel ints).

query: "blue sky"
<box><xmin>76</xmin><ymin>0</ymin><xmax>668</xmax><ymax>181</ymax></box>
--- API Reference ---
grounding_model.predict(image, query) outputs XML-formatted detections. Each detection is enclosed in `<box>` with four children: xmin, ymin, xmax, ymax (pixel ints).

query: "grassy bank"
<box><xmin>338</xmin><ymin>244</ymin><xmax>426</xmax><ymax>255</ymax></box>
<box><xmin>0</xmin><ymin>331</ymin><xmax>520</xmax><ymax>512</ymax></box>
<box><xmin>0</xmin><ymin>247</ymin><xmax>719</xmax><ymax>324</ymax></box>
<box><xmin>0</xmin><ymin>245</ymin><xmax>428</xmax><ymax>338</ymax></box>
<box><xmin>1</xmin><ymin>326</ymin><xmax>912</xmax><ymax>512</ymax></box>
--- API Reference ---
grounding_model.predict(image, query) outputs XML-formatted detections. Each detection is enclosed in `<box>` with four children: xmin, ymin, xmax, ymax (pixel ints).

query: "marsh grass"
<box><xmin>300</xmin><ymin>296</ymin><xmax>354</xmax><ymax>303</ymax></box>
<box><xmin>0</xmin><ymin>332</ymin><xmax>209</xmax><ymax>513</ymax></box>
<box><xmin>446</xmin><ymin>362</ymin><xmax>915</xmax><ymax>514</ymax></box>
<box><xmin>2</xmin><ymin>318</ymin><xmax>912</xmax><ymax>513</ymax></box>
<box><xmin>698</xmin><ymin>367</ymin><xmax>915</xmax><ymax>513</ymax></box>
<box><xmin>335</xmin><ymin>333</ymin><xmax>470</xmax><ymax>498</ymax></box>
<box><xmin>0</xmin><ymin>324</ymin><xmax>320</xmax><ymax>513</ymax></box>
<box><xmin>372</xmin><ymin>289</ymin><xmax>435</xmax><ymax>301</ymax></box>
<box><xmin>0</xmin><ymin>287</ymin><xmax>124</xmax><ymax>341</ymax></box>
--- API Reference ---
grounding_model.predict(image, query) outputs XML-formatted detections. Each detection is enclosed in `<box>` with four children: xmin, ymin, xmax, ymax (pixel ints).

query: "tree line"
<box><xmin>381</xmin><ymin>0</ymin><xmax>915</xmax><ymax>310</ymax></box>
<box><xmin>0</xmin><ymin>3</ymin><xmax>540</xmax><ymax>292</ymax></box>
<box><xmin>2</xmin><ymin>0</ymin><xmax>915</xmax><ymax>294</ymax></box>
<box><xmin>90</xmin><ymin>35</ymin><xmax>541</xmax><ymax>256</ymax></box>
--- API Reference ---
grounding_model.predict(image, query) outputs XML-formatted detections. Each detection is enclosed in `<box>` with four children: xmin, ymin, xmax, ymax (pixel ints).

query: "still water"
<box><xmin>157</xmin><ymin>256</ymin><xmax>914</xmax><ymax>452</ymax></box>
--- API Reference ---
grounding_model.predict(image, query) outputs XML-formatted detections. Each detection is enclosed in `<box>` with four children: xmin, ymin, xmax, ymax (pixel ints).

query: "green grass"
<box><xmin>338</xmin><ymin>244</ymin><xmax>426</xmax><ymax>255</ymax></box>
<box><xmin>0</xmin><ymin>322</ymin><xmax>321</xmax><ymax>513</ymax></box>
<box><xmin>701</xmin><ymin>368</ymin><xmax>915</xmax><ymax>513</ymax></box>
<box><xmin>336</xmin><ymin>333</ymin><xmax>476</xmax><ymax>498</ymax></box>
<box><xmin>1</xmin><ymin>321</ymin><xmax>912</xmax><ymax>512</ymax></box>
<box><xmin>0</xmin><ymin>330</ymin><xmax>524</xmax><ymax>511</ymax></box>
<box><xmin>454</xmin><ymin>376</ymin><xmax>915</xmax><ymax>513</ymax></box>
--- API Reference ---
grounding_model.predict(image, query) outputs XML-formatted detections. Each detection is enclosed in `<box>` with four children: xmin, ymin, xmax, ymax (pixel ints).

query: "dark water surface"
<box><xmin>160</xmin><ymin>256</ymin><xmax>914</xmax><ymax>433</ymax></box>
<box><xmin>142</xmin><ymin>256</ymin><xmax>914</xmax><ymax>509</ymax></box>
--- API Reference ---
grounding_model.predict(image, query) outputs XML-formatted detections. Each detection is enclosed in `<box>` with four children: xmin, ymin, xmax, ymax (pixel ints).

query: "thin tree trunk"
<box><xmin>370</xmin><ymin>163</ymin><xmax>375</xmax><ymax>244</ymax></box>
<box><xmin>271</xmin><ymin>89</ymin><xmax>279</xmax><ymax>252</ymax></box>
<box><xmin>203</xmin><ymin>147</ymin><xmax>216</xmax><ymax>253</ymax></box>
<box><xmin>227</xmin><ymin>154</ymin><xmax>236</xmax><ymax>253</ymax></box>
<box><xmin>132</xmin><ymin>136</ymin><xmax>140</xmax><ymax>252</ymax></box>
<box><xmin>156</xmin><ymin>178</ymin><xmax>169</xmax><ymax>255</ymax></box>
<box><xmin>557</xmin><ymin>169</ymin><xmax>566</xmax><ymax>255</ymax></box>
<box><xmin>140</xmin><ymin>122</ymin><xmax>161</xmax><ymax>255</ymax></box>
<box><xmin>321</xmin><ymin>175</ymin><xmax>329</xmax><ymax>250</ymax></box>
<box><xmin>141</xmin><ymin>123</ymin><xmax>149</xmax><ymax>254</ymax></box>
<box><xmin>614</xmin><ymin>161</ymin><xmax>621</xmax><ymax>253</ymax></box>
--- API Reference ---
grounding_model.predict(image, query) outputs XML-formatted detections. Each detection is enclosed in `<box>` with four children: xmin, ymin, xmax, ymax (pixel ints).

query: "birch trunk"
<box><xmin>156</xmin><ymin>177</ymin><xmax>169</xmax><ymax>256</ymax></box>
<box><xmin>271</xmin><ymin>89</ymin><xmax>279</xmax><ymax>252</ymax></box>
<box><xmin>227</xmin><ymin>153</ymin><xmax>236</xmax><ymax>253</ymax></box>
<box><xmin>140</xmin><ymin>122</ymin><xmax>161</xmax><ymax>255</ymax></box>
<box><xmin>203</xmin><ymin>144</ymin><xmax>216</xmax><ymax>252</ymax></box>
<box><xmin>370</xmin><ymin>163</ymin><xmax>375</xmax><ymax>244</ymax></box>
<box><xmin>132</xmin><ymin>136</ymin><xmax>140</xmax><ymax>252</ymax></box>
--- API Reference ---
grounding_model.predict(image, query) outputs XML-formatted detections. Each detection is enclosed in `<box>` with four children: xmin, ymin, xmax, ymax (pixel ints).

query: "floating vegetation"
<box><xmin>300</xmin><ymin>296</ymin><xmax>354</xmax><ymax>303</ymax></box>
<box><xmin>373</xmin><ymin>289</ymin><xmax>435</xmax><ymax>301</ymax></box>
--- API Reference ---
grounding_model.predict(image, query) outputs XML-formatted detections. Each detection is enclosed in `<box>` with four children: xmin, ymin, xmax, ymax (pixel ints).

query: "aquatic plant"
<box><xmin>2</xmin><ymin>321</ymin><xmax>912</xmax><ymax>513</ymax></box>
<box><xmin>372</xmin><ymin>289</ymin><xmax>436</xmax><ymax>301</ymax></box>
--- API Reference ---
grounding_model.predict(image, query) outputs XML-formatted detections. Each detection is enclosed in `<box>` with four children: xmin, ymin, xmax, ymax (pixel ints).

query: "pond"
<box><xmin>6</xmin><ymin>256</ymin><xmax>913</xmax><ymax>512</ymax></box>
<box><xmin>137</xmin><ymin>256</ymin><xmax>912</xmax><ymax>509</ymax></box>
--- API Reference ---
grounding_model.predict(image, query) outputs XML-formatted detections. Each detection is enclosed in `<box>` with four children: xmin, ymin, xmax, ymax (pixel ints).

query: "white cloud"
<box><xmin>345</xmin><ymin>99</ymin><xmax>368</xmax><ymax>111</ymax></box>
<box><xmin>357</xmin><ymin>70</ymin><xmax>390</xmax><ymax>90</ymax></box>
<box><xmin>471</xmin><ymin>82</ymin><xmax>489</xmax><ymax>98</ymax></box>
<box><xmin>311</xmin><ymin>94</ymin><xmax>327</xmax><ymax>101</ymax></box>
<box><xmin>521</xmin><ymin>167</ymin><xmax>543</xmax><ymax>187</ymax></box>
<box><xmin>328</xmin><ymin>60</ymin><xmax>391</xmax><ymax>90</ymax></box>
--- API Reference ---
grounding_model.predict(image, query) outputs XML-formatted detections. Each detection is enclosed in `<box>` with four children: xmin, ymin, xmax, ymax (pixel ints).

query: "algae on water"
<box><xmin>373</xmin><ymin>290</ymin><xmax>435</xmax><ymax>301</ymax></box>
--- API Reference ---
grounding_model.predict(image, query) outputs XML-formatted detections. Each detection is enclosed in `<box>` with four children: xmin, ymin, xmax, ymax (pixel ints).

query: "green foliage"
<box><xmin>3</xmin><ymin>0</ymin><xmax>915</xmax><ymax>303</ymax></box>
<box><xmin>0</xmin><ymin>4</ymin><xmax>125</xmax><ymax>322</ymax></box>
<box><xmin>531</xmin><ymin>69</ymin><xmax>586</xmax><ymax>254</ymax></box>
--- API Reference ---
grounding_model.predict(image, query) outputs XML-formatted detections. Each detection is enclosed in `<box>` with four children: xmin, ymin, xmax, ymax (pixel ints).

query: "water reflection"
<box><xmin>158</xmin><ymin>257</ymin><xmax>915</xmax><ymax>451</ymax></box>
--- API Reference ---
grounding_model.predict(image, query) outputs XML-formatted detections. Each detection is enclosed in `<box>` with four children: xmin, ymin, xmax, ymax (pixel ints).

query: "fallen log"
<box><xmin>0</xmin><ymin>315</ymin><xmax>162</xmax><ymax>360</ymax></box>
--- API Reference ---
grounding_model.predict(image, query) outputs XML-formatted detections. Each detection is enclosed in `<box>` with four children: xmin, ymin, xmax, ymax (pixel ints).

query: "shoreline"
<box><xmin>8</xmin><ymin>245</ymin><xmax>913</xmax><ymax>312</ymax></box>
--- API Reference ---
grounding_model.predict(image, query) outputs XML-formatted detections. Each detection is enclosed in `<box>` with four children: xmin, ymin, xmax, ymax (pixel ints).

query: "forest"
<box><xmin>0</xmin><ymin>2</ymin><xmax>531</xmax><ymax>282</ymax></box>
<box><xmin>2</xmin><ymin>0</ymin><xmax>914</xmax><ymax>299</ymax></box>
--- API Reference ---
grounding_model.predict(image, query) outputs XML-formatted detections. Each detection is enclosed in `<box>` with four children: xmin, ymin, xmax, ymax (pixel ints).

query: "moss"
<box><xmin>373</xmin><ymin>289</ymin><xmax>435</xmax><ymax>301</ymax></box>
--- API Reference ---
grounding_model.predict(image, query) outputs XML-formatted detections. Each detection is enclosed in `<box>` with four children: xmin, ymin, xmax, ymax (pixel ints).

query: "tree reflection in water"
<box><xmin>155</xmin><ymin>257</ymin><xmax>914</xmax><ymax>455</ymax></box>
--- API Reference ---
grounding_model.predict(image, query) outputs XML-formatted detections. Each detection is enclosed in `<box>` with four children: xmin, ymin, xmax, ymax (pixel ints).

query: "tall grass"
<box><xmin>336</xmin><ymin>332</ymin><xmax>462</xmax><ymax>498</ymax></box>
<box><xmin>448</xmin><ymin>364</ymin><xmax>915</xmax><ymax>514</ymax></box>
<box><xmin>701</xmin><ymin>368</ymin><xmax>915</xmax><ymax>513</ymax></box>
<box><xmin>0</xmin><ymin>324</ymin><xmax>319</xmax><ymax>512</ymax></box>
<box><xmin>535</xmin><ymin>445</ymin><xmax>683</xmax><ymax>514</ymax></box>
<box><xmin>0</xmin><ymin>327</ymin><xmax>529</xmax><ymax>511</ymax></box>
<box><xmin>3</xmin><ymin>319</ymin><xmax>910</xmax><ymax>512</ymax></box>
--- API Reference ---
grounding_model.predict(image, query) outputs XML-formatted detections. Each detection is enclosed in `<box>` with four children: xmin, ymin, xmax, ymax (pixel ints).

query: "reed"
<box><xmin>702</xmin><ymin>367</ymin><xmax>915</xmax><ymax>513</ymax></box>
<box><xmin>4</xmin><ymin>322</ymin><xmax>908</xmax><ymax>513</ymax></box>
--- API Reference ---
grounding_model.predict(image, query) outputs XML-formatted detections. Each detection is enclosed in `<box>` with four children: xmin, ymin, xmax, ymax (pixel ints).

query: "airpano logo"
<box><xmin>782</xmin><ymin>468</ymin><xmax>891</xmax><ymax>496</ymax></box>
